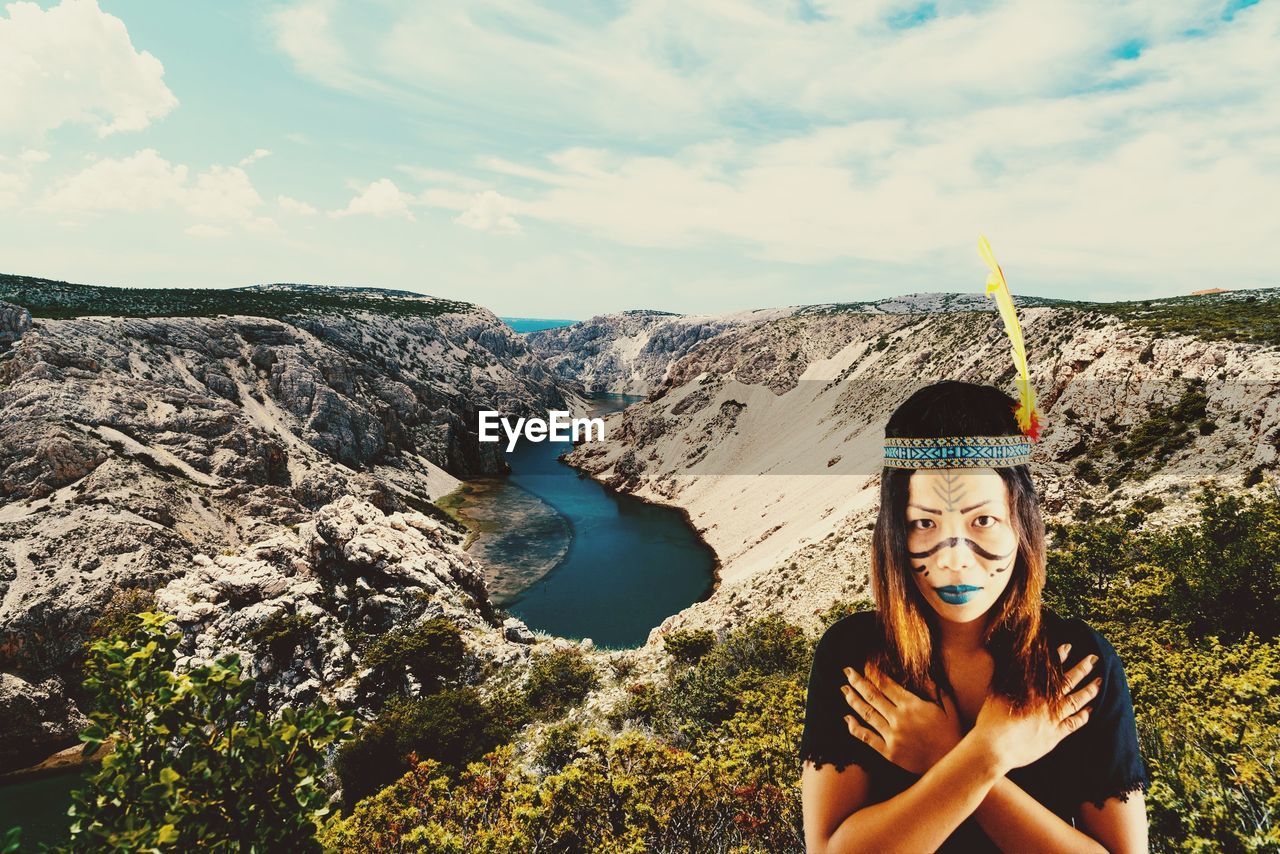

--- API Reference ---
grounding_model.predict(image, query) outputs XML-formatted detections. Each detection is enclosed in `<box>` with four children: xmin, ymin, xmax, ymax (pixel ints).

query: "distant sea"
<box><xmin>500</xmin><ymin>317</ymin><xmax>578</xmax><ymax>334</ymax></box>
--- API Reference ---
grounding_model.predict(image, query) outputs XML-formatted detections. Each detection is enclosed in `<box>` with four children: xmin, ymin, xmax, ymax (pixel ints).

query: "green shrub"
<box><xmin>249</xmin><ymin>610</ymin><xmax>313</xmax><ymax>661</ymax></box>
<box><xmin>87</xmin><ymin>588</ymin><xmax>158</xmax><ymax>642</ymax></box>
<box><xmin>1073</xmin><ymin>459</ymin><xmax>1102</xmax><ymax>485</ymax></box>
<box><xmin>607</xmin><ymin>682</ymin><xmax>660</xmax><ymax>730</ymax></box>
<box><xmin>360</xmin><ymin>617</ymin><xmax>464</xmax><ymax>696</ymax></box>
<box><xmin>524</xmin><ymin>647</ymin><xmax>599</xmax><ymax>719</ymax></box>
<box><xmin>652</xmin><ymin>614</ymin><xmax>808</xmax><ymax>748</ymax></box>
<box><xmin>1046</xmin><ymin>488</ymin><xmax>1280</xmax><ymax>851</ymax></box>
<box><xmin>533</xmin><ymin>721</ymin><xmax>582</xmax><ymax>774</ymax></box>
<box><xmin>662</xmin><ymin>628</ymin><xmax>716</xmax><ymax>664</ymax></box>
<box><xmin>336</xmin><ymin>688</ymin><xmax>517</xmax><ymax>805</ymax></box>
<box><xmin>323</xmin><ymin>680</ymin><xmax>807</xmax><ymax>853</ymax></box>
<box><xmin>67</xmin><ymin>612</ymin><xmax>352</xmax><ymax>851</ymax></box>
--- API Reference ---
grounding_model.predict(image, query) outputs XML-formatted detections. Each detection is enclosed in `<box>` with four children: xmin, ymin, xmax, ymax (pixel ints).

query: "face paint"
<box><xmin>905</xmin><ymin>468</ymin><xmax>1018</xmax><ymax>623</ymax></box>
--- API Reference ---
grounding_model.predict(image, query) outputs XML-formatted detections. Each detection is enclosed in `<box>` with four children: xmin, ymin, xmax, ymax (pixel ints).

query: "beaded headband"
<box><xmin>882</xmin><ymin>237</ymin><xmax>1043</xmax><ymax>470</ymax></box>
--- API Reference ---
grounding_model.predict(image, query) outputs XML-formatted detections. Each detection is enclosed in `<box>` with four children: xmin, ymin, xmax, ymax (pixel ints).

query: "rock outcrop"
<box><xmin>567</xmin><ymin>300</ymin><xmax>1280</xmax><ymax>644</ymax></box>
<box><xmin>526</xmin><ymin>307</ymin><xmax>795</xmax><ymax>396</ymax></box>
<box><xmin>0</xmin><ymin>301</ymin><xmax>30</xmax><ymax>348</ymax></box>
<box><xmin>0</xmin><ymin>281</ymin><xmax>575</xmax><ymax>770</ymax></box>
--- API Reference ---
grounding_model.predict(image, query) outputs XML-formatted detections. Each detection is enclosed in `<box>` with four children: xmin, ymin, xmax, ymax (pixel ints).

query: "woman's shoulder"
<box><xmin>813</xmin><ymin>610</ymin><xmax>881</xmax><ymax>661</ymax></box>
<box><xmin>1042</xmin><ymin>609</ymin><xmax>1124</xmax><ymax>667</ymax></box>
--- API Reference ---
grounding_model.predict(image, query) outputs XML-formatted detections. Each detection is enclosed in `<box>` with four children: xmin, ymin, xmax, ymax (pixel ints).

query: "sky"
<box><xmin>0</xmin><ymin>0</ymin><xmax>1276</xmax><ymax>318</ymax></box>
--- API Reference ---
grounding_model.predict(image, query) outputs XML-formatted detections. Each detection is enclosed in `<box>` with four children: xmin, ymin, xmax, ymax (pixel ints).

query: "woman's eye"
<box><xmin>974</xmin><ymin>515</ymin><xmax>998</xmax><ymax>528</ymax></box>
<box><xmin>909</xmin><ymin>519</ymin><xmax>933</xmax><ymax>530</ymax></box>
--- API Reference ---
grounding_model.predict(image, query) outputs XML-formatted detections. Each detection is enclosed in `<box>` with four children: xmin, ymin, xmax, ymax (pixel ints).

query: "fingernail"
<box><xmin>843</xmin><ymin>667</ymin><xmax>855</xmax><ymax>679</ymax></box>
<box><xmin>1062</xmin><ymin>643</ymin><xmax>1072</xmax><ymax>652</ymax></box>
<box><xmin>1094</xmin><ymin>677</ymin><xmax>1102</xmax><ymax>687</ymax></box>
<box><xmin>1089</xmin><ymin>655</ymin><xmax>1099</xmax><ymax>665</ymax></box>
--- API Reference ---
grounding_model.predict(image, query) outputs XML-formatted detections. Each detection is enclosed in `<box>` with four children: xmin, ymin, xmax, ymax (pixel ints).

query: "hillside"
<box><xmin>0</xmin><ymin>277</ymin><xmax>577</xmax><ymax>771</ymax></box>
<box><xmin>565</xmin><ymin>298</ymin><xmax>1280</xmax><ymax>644</ymax></box>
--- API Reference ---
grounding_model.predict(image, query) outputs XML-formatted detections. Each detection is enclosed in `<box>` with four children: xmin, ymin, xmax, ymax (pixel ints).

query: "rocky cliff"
<box><xmin>0</xmin><ymin>278</ymin><xmax>574</xmax><ymax>771</ymax></box>
<box><xmin>566</xmin><ymin>295</ymin><xmax>1280</xmax><ymax>644</ymax></box>
<box><xmin>526</xmin><ymin>307</ymin><xmax>796</xmax><ymax>396</ymax></box>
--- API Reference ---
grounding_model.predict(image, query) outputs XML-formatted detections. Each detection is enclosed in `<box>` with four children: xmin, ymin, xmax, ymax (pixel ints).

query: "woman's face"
<box><xmin>905</xmin><ymin>467</ymin><xmax>1018</xmax><ymax>625</ymax></box>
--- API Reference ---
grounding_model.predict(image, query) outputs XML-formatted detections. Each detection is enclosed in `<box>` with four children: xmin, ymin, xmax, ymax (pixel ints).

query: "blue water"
<box><xmin>500</xmin><ymin>317</ymin><xmax>579</xmax><ymax>334</ymax></box>
<box><xmin>496</xmin><ymin>395</ymin><xmax>717</xmax><ymax>649</ymax></box>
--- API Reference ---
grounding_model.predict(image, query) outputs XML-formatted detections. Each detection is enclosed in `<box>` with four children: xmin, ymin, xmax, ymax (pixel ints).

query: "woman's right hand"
<box><xmin>972</xmin><ymin>647</ymin><xmax>1101</xmax><ymax>774</ymax></box>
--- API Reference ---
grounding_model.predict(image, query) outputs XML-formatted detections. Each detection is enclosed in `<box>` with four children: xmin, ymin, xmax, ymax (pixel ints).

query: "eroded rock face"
<box><xmin>0</xmin><ymin>301</ymin><xmax>30</xmax><ymax>348</ymax></box>
<box><xmin>526</xmin><ymin>308</ymin><xmax>796</xmax><ymax>396</ymax></box>
<box><xmin>153</xmin><ymin>496</ymin><xmax>512</xmax><ymax>713</ymax></box>
<box><xmin>0</xmin><ymin>673</ymin><xmax>87</xmax><ymax>770</ymax></box>
<box><xmin>0</xmin><ymin>289</ymin><xmax>575</xmax><ymax>770</ymax></box>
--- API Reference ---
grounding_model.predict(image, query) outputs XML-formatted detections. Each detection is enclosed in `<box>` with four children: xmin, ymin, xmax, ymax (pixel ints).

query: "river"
<box><xmin>451</xmin><ymin>393</ymin><xmax>716</xmax><ymax>648</ymax></box>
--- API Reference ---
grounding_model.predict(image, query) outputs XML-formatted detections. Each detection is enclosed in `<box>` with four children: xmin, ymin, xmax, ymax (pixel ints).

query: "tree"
<box><xmin>66</xmin><ymin>612</ymin><xmax>353</xmax><ymax>852</ymax></box>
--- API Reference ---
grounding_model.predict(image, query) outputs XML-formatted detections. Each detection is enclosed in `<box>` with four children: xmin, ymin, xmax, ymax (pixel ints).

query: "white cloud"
<box><xmin>0</xmin><ymin>0</ymin><xmax>177</xmax><ymax>140</ymax></box>
<box><xmin>453</xmin><ymin>190</ymin><xmax>521</xmax><ymax>234</ymax></box>
<box><xmin>238</xmin><ymin>148</ymin><xmax>272</xmax><ymax>167</ymax></box>
<box><xmin>20</xmin><ymin>149</ymin><xmax>50</xmax><ymax>164</ymax></box>
<box><xmin>402</xmin><ymin>1</ymin><xmax>1280</xmax><ymax>292</ymax></box>
<box><xmin>41</xmin><ymin>149</ymin><xmax>188</xmax><ymax>213</ymax></box>
<box><xmin>278</xmin><ymin>195</ymin><xmax>317</xmax><ymax>216</ymax></box>
<box><xmin>268</xmin><ymin>0</ymin><xmax>376</xmax><ymax>93</ymax></box>
<box><xmin>185</xmin><ymin>224</ymin><xmax>228</xmax><ymax>239</ymax></box>
<box><xmin>265</xmin><ymin>0</ymin><xmax>1248</xmax><ymax>139</ymax></box>
<box><xmin>40</xmin><ymin>149</ymin><xmax>268</xmax><ymax>229</ymax></box>
<box><xmin>332</xmin><ymin>178</ymin><xmax>414</xmax><ymax>220</ymax></box>
<box><xmin>185</xmin><ymin>165</ymin><xmax>263</xmax><ymax>221</ymax></box>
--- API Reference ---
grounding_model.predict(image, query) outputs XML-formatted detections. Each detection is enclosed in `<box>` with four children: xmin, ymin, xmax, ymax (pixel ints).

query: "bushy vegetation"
<box><xmin>321</xmin><ymin>681</ymin><xmax>807</xmax><ymax>853</ymax></box>
<box><xmin>336</xmin><ymin>689</ymin><xmax>524</xmax><ymax>805</ymax></box>
<box><xmin>358</xmin><ymin>617</ymin><xmax>466</xmax><ymax>696</ymax></box>
<box><xmin>64</xmin><ymin>612</ymin><xmax>353</xmax><ymax>851</ymax></box>
<box><xmin>662</xmin><ymin>627</ymin><xmax>717</xmax><ymax>664</ymax></box>
<box><xmin>1046</xmin><ymin>486</ymin><xmax>1280</xmax><ymax>851</ymax></box>
<box><xmin>1085</xmin><ymin>289</ymin><xmax>1280</xmax><ymax>347</ymax></box>
<box><xmin>1100</xmin><ymin>380</ymin><xmax>1213</xmax><ymax>486</ymax></box>
<box><xmin>0</xmin><ymin>274</ymin><xmax>471</xmax><ymax>322</ymax></box>
<box><xmin>523</xmin><ymin>647</ymin><xmax>600</xmax><ymax>720</ymax></box>
<box><xmin>649</xmin><ymin>615</ymin><xmax>809</xmax><ymax>749</ymax></box>
<box><xmin>323</xmin><ymin>489</ymin><xmax>1278</xmax><ymax>852</ymax></box>
<box><xmin>249</xmin><ymin>609</ymin><xmax>313</xmax><ymax>661</ymax></box>
<box><xmin>20</xmin><ymin>484</ymin><xmax>1276</xmax><ymax>851</ymax></box>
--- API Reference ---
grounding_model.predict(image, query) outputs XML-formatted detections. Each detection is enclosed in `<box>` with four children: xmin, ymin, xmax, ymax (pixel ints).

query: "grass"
<box><xmin>0</xmin><ymin>274</ymin><xmax>472</xmax><ymax>322</ymax></box>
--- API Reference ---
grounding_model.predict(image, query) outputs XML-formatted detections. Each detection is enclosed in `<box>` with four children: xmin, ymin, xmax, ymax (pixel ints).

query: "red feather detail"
<box><xmin>1025</xmin><ymin>411</ymin><xmax>1042</xmax><ymax>442</ymax></box>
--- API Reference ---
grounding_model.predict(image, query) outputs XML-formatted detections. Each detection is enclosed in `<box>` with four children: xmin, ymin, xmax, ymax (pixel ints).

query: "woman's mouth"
<box><xmin>933</xmin><ymin>584</ymin><xmax>984</xmax><ymax>605</ymax></box>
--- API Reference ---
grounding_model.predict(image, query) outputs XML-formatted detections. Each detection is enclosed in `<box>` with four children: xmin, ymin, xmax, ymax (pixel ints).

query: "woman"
<box><xmin>800</xmin><ymin>381</ymin><xmax>1149</xmax><ymax>853</ymax></box>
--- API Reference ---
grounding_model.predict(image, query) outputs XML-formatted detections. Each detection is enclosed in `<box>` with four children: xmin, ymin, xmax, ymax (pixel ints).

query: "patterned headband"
<box><xmin>882</xmin><ymin>237</ymin><xmax>1042</xmax><ymax>470</ymax></box>
<box><xmin>883</xmin><ymin>435</ymin><xmax>1032</xmax><ymax>469</ymax></box>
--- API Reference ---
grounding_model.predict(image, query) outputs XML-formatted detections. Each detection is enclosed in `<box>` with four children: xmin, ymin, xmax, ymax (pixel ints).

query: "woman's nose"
<box><xmin>934</xmin><ymin>536</ymin><xmax>975</xmax><ymax>570</ymax></box>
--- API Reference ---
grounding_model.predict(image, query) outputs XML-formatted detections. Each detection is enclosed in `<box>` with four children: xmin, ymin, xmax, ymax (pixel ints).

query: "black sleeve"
<box><xmin>1072</xmin><ymin>623</ymin><xmax>1149</xmax><ymax>809</ymax></box>
<box><xmin>799</xmin><ymin>616</ymin><xmax>883</xmax><ymax>773</ymax></box>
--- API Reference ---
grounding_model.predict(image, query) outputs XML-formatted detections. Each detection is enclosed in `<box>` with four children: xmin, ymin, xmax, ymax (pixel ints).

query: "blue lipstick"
<box><xmin>933</xmin><ymin>585</ymin><xmax>983</xmax><ymax>605</ymax></box>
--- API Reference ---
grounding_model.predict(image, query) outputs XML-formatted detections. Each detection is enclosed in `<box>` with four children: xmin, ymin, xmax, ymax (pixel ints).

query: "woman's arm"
<box><xmin>803</xmin><ymin>729</ymin><xmax>1005</xmax><ymax>854</ymax></box>
<box><xmin>1077</xmin><ymin>792</ymin><xmax>1149</xmax><ymax>853</ymax></box>
<box><xmin>974</xmin><ymin>778</ymin><xmax>1106</xmax><ymax>852</ymax></box>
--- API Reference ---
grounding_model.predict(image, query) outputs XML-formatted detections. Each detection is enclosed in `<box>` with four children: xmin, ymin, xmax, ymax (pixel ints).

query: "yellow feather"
<box><xmin>978</xmin><ymin>236</ymin><xmax>1041</xmax><ymax>438</ymax></box>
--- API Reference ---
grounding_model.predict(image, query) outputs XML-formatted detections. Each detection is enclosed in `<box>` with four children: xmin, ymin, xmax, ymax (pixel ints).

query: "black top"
<box><xmin>799</xmin><ymin>610</ymin><xmax>1148</xmax><ymax>852</ymax></box>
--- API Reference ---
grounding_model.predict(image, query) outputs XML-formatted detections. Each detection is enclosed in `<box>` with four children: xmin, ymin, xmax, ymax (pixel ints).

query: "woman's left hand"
<box><xmin>840</xmin><ymin>664</ymin><xmax>963</xmax><ymax>776</ymax></box>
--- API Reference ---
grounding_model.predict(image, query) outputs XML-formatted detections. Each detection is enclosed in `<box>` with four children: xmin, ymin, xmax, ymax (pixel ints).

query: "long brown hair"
<box><xmin>868</xmin><ymin>381</ymin><xmax>1068</xmax><ymax>710</ymax></box>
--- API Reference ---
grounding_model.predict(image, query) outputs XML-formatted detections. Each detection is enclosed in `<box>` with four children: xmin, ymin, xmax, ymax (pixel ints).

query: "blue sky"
<box><xmin>0</xmin><ymin>0</ymin><xmax>1276</xmax><ymax>318</ymax></box>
